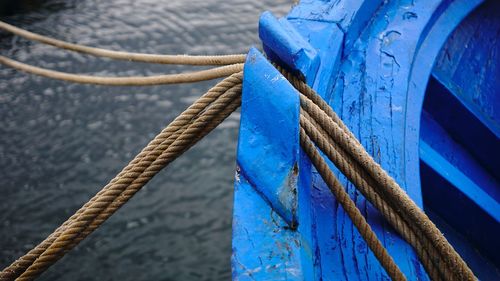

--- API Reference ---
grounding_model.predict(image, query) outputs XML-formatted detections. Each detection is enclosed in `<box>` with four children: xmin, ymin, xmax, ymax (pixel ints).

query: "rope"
<box><xmin>300</xmin><ymin>111</ymin><xmax>443</xmax><ymax>281</ymax></box>
<box><xmin>17</xmin><ymin>94</ymin><xmax>242</xmax><ymax>281</ymax></box>
<box><xmin>0</xmin><ymin>73</ymin><xmax>243</xmax><ymax>281</ymax></box>
<box><xmin>297</xmin><ymin>89</ymin><xmax>472</xmax><ymax>280</ymax></box>
<box><xmin>285</xmin><ymin>72</ymin><xmax>475</xmax><ymax>281</ymax></box>
<box><xmin>300</xmin><ymin>128</ymin><xmax>407</xmax><ymax>281</ymax></box>
<box><xmin>0</xmin><ymin>21</ymin><xmax>246</xmax><ymax>65</ymax></box>
<box><xmin>0</xmin><ymin>55</ymin><xmax>243</xmax><ymax>86</ymax></box>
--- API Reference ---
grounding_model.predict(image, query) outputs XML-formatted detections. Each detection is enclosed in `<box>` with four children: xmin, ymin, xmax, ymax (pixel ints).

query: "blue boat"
<box><xmin>231</xmin><ymin>0</ymin><xmax>499</xmax><ymax>280</ymax></box>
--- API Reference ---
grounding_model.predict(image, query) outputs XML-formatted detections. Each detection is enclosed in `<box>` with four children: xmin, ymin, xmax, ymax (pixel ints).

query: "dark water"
<box><xmin>0</xmin><ymin>1</ymin><xmax>290</xmax><ymax>280</ymax></box>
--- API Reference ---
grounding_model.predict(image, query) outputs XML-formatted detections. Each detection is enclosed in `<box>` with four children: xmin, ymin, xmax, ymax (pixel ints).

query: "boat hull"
<box><xmin>232</xmin><ymin>1</ymin><xmax>499</xmax><ymax>280</ymax></box>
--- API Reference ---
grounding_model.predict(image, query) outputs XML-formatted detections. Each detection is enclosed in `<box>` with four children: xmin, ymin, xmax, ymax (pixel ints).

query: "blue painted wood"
<box><xmin>232</xmin><ymin>48</ymin><xmax>307</xmax><ymax>280</ymax></box>
<box><xmin>232</xmin><ymin>0</ymin><xmax>499</xmax><ymax>280</ymax></box>
<box><xmin>259</xmin><ymin>12</ymin><xmax>320</xmax><ymax>84</ymax></box>
<box><xmin>235</xmin><ymin>48</ymin><xmax>300</xmax><ymax>228</ymax></box>
<box><xmin>232</xmin><ymin>174</ymin><xmax>302</xmax><ymax>280</ymax></box>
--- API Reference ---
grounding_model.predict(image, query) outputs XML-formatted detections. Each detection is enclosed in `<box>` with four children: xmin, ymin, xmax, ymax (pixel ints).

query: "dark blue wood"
<box><xmin>419</xmin><ymin>1</ymin><xmax>500</xmax><ymax>278</ymax></box>
<box><xmin>232</xmin><ymin>0</ymin><xmax>499</xmax><ymax>280</ymax></box>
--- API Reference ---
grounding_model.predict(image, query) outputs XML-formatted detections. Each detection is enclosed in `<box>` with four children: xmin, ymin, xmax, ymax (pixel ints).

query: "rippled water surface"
<box><xmin>0</xmin><ymin>1</ymin><xmax>290</xmax><ymax>280</ymax></box>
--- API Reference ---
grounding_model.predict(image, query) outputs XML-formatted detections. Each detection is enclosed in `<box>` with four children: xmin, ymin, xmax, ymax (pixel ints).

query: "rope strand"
<box><xmin>16</xmin><ymin>93</ymin><xmax>242</xmax><ymax>281</ymax></box>
<box><xmin>299</xmin><ymin>129</ymin><xmax>406</xmax><ymax>281</ymax></box>
<box><xmin>0</xmin><ymin>55</ymin><xmax>243</xmax><ymax>86</ymax></box>
<box><xmin>0</xmin><ymin>73</ymin><xmax>243</xmax><ymax>281</ymax></box>
<box><xmin>300</xmin><ymin>112</ymin><xmax>443</xmax><ymax>281</ymax></box>
<box><xmin>297</xmin><ymin>89</ymin><xmax>473</xmax><ymax>280</ymax></box>
<box><xmin>0</xmin><ymin>21</ymin><xmax>246</xmax><ymax>65</ymax></box>
<box><xmin>289</xmin><ymin>73</ymin><xmax>475</xmax><ymax>281</ymax></box>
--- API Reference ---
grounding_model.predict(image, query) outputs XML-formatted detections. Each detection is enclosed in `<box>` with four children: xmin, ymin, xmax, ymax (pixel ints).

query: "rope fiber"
<box><xmin>300</xmin><ymin>129</ymin><xmax>407</xmax><ymax>281</ymax></box>
<box><xmin>279</xmin><ymin>70</ymin><xmax>476</xmax><ymax>281</ymax></box>
<box><xmin>0</xmin><ymin>72</ymin><xmax>243</xmax><ymax>281</ymax></box>
<box><xmin>0</xmin><ymin>21</ymin><xmax>246</xmax><ymax>65</ymax></box>
<box><xmin>0</xmin><ymin>55</ymin><xmax>243</xmax><ymax>86</ymax></box>
<box><xmin>299</xmin><ymin>110</ymin><xmax>443</xmax><ymax>281</ymax></box>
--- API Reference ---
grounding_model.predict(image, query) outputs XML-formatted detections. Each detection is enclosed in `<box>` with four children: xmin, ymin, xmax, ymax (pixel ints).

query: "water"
<box><xmin>0</xmin><ymin>1</ymin><xmax>291</xmax><ymax>280</ymax></box>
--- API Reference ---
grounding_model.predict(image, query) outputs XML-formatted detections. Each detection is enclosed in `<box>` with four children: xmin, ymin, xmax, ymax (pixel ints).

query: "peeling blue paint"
<box><xmin>233</xmin><ymin>0</ymin><xmax>499</xmax><ymax>280</ymax></box>
<box><xmin>259</xmin><ymin>12</ymin><xmax>320</xmax><ymax>84</ymax></box>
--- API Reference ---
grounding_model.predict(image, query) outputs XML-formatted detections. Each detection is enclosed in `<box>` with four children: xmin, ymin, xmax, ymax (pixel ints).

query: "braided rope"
<box><xmin>300</xmin><ymin>111</ymin><xmax>443</xmax><ymax>281</ymax></box>
<box><xmin>0</xmin><ymin>55</ymin><xmax>243</xmax><ymax>86</ymax></box>
<box><xmin>298</xmin><ymin>90</ymin><xmax>473</xmax><ymax>280</ymax></box>
<box><xmin>300</xmin><ymin>129</ymin><xmax>406</xmax><ymax>281</ymax></box>
<box><xmin>291</xmin><ymin>75</ymin><xmax>474</xmax><ymax>280</ymax></box>
<box><xmin>17</xmin><ymin>92</ymin><xmax>242</xmax><ymax>281</ymax></box>
<box><xmin>0</xmin><ymin>73</ymin><xmax>243</xmax><ymax>281</ymax></box>
<box><xmin>0</xmin><ymin>21</ymin><xmax>245</xmax><ymax>65</ymax></box>
<box><xmin>0</xmin><ymin>74</ymin><xmax>242</xmax><ymax>280</ymax></box>
<box><xmin>276</xmin><ymin>64</ymin><xmax>470</xmax><ymax>280</ymax></box>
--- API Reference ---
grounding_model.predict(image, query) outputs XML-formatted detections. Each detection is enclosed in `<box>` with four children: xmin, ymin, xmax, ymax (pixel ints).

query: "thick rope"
<box><xmin>60</xmin><ymin>88</ymin><xmax>242</xmax><ymax>254</ymax></box>
<box><xmin>0</xmin><ymin>73</ymin><xmax>243</xmax><ymax>281</ymax></box>
<box><xmin>300</xmin><ymin>130</ymin><xmax>406</xmax><ymax>281</ymax></box>
<box><xmin>0</xmin><ymin>55</ymin><xmax>243</xmax><ymax>86</ymax></box>
<box><xmin>298</xmin><ymin>90</ymin><xmax>472</xmax><ymax>280</ymax></box>
<box><xmin>289</xmin><ymin>74</ymin><xmax>475</xmax><ymax>280</ymax></box>
<box><xmin>0</xmin><ymin>21</ymin><xmax>246</xmax><ymax>65</ymax></box>
<box><xmin>277</xmin><ymin>66</ymin><xmax>455</xmax><ymax>274</ymax></box>
<box><xmin>300</xmin><ymin>111</ymin><xmax>443</xmax><ymax>281</ymax></box>
<box><xmin>0</xmin><ymin>73</ymin><xmax>242</xmax><ymax>280</ymax></box>
<box><xmin>17</xmin><ymin>93</ymin><xmax>242</xmax><ymax>281</ymax></box>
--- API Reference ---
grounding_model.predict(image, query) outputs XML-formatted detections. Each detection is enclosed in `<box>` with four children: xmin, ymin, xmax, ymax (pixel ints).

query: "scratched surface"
<box><xmin>232</xmin><ymin>49</ymin><xmax>303</xmax><ymax>280</ymax></box>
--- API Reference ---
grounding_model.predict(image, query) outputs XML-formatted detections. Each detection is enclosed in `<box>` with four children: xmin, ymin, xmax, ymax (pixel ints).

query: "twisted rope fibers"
<box><xmin>0</xmin><ymin>21</ymin><xmax>246</xmax><ymax>65</ymax></box>
<box><xmin>0</xmin><ymin>73</ymin><xmax>243</xmax><ymax>281</ymax></box>
<box><xmin>17</xmin><ymin>91</ymin><xmax>242</xmax><ymax>281</ymax></box>
<box><xmin>287</xmin><ymin>73</ymin><xmax>475</xmax><ymax>281</ymax></box>
<box><xmin>0</xmin><ymin>55</ymin><xmax>243</xmax><ymax>86</ymax></box>
<box><xmin>300</xmin><ymin>128</ymin><xmax>407</xmax><ymax>281</ymax></box>
<box><xmin>300</xmin><ymin>110</ymin><xmax>443</xmax><ymax>281</ymax></box>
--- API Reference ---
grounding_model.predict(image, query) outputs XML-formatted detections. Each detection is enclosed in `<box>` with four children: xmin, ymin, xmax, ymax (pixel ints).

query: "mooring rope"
<box><xmin>16</xmin><ymin>94</ymin><xmax>243</xmax><ymax>281</ymax></box>
<box><xmin>0</xmin><ymin>31</ymin><xmax>475</xmax><ymax>280</ymax></box>
<box><xmin>0</xmin><ymin>72</ymin><xmax>243</xmax><ymax>281</ymax></box>
<box><xmin>0</xmin><ymin>21</ymin><xmax>246</xmax><ymax>65</ymax></box>
<box><xmin>299</xmin><ymin>110</ymin><xmax>443</xmax><ymax>281</ymax></box>
<box><xmin>280</xmin><ymin>71</ymin><xmax>475</xmax><ymax>281</ymax></box>
<box><xmin>297</xmin><ymin>90</ymin><xmax>473</xmax><ymax>281</ymax></box>
<box><xmin>0</xmin><ymin>74</ymin><xmax>242</xmax><ymax>280</ymax></box>
<box><xmin>0</xmin><ymin>55</ymin><xmax>243</xmax><ymax>86</ymax></box>
<box><xmin>275</xmin><ymin>65</ymin><xmax>475</xmax><ymax>280</ymax></box>
<box><xmin>300</xmin><ymin>128</ymin><xmax>407</xmax><ymax>281</ymax></box>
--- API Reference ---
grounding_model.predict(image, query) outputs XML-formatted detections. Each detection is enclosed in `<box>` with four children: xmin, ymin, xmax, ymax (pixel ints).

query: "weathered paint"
<box><xmin>259</xmin><ymin>12</ymin><xmax>320</xmax><ymax>84</ymax></box>
<box><xmin>232</xmin><ymin>49</ymin><xmax>305</xmax><ymax>280</ymax></box>
<box><xmin>232</xmin><ymin>173</ymin><xmax>302</xmax><ymax>280</ymax></box>
<box><xmin>233</xmin><ymin>0</ymin><xmax>499</xmax><ymax>280</ymax></box>
<box><xmin>236</xmin><ymin>49</ymin><xmax>300</xmax><ymax>228</ymax></box>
